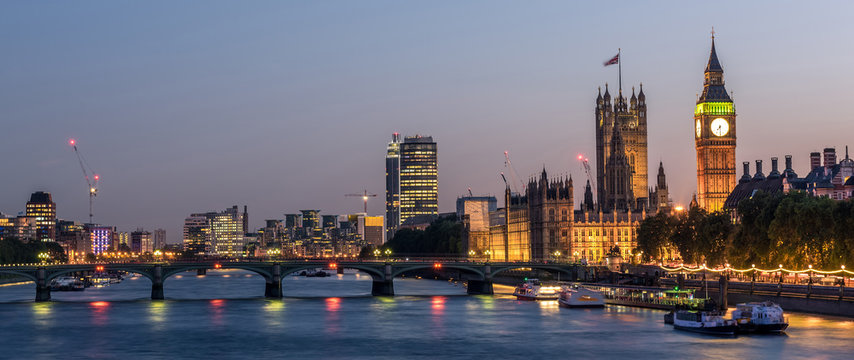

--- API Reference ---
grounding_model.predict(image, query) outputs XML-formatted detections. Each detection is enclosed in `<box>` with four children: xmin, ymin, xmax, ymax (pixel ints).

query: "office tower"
<box><xmin>90</xmin><ymin>226</ymin><xmax>112</xmax><ymax>255</ymax></box>
<box><xmin>385</xmin><ymin>133</ymin><xmax>401</xmax><ymax>240</ymax></box>
<box><xmin>399</xmin><ymin>135</ymin><xmax>438</xmax><ymax>225</ymax></box>
<box><xmin>153</xmin><ymin>229</ymin><xmax>166</xmax><ymax>250</ymax></box>
<box><xmin>26</xmin><ymin>191</ymin><xmax>56</xmax><ymax>242</ymax></box>
<box><xmin>183</xmin><ymin>214</ymin><xmax>211</xmax><ymax>256</ymax></box>
<box><xmin>131</xmin><ymin>229</ymin><xmax>153</xmax><ymax>253</ymax></box>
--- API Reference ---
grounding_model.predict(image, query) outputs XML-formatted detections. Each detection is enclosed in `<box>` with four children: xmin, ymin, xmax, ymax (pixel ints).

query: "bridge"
<box><xmin>0</xmin><ymin>261</ymin><xmax>592</xmax><ymax>301</ymax></box>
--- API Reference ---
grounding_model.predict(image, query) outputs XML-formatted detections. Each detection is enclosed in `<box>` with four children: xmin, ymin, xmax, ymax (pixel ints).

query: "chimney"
<box><xmin>769</xmin><ymin>157</ymin><xmax>780</xmax><ymax>178</ymax></box>
<box><xmin>753</xmin><ymin>160</ymin><xmax>765</xmax><ymax>180</ymax></box>
<box><xmin>740</xmin><ymin>161</ymin><xmax>751</xmax><ymax>183</ymax></box>
<box><xmin>824</xmin><ymin>147</ymin><xmax>837</xmax><ymax>167</ymax></box>
<box><xmin>785</xmin><ymin>155</ymin><xmax>793</xmax><ymax>171</ymax></box>
<box><xmin>810</xmin><ymin>152</ymin><xmax>822</xmax><ymax>170</ymax></box>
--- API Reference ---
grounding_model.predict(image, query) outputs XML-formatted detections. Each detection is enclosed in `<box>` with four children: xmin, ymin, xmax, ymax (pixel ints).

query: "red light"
<box><xmin>577</xmin><ymin>154</ymin><xmax>583</xmax><ymax>160</ymax></box>
<box><xmin>329</xmin><ymin>263</ymin><xmax>338</xmax><ymax>269</ymax></box>
<box><xmin>433</xmin><ymin>263</ymin><xmax>442</xmax><ymax>269</ymax></box>
<box><xmin>95</xmin><ymin>265</ymin><xmax>104</xmax><ymax>272</ymax></box>
<box><xmin>94</xmin><ymin>174</ymin><xmax>100</xmax><ymax>181</ymax></box>
<box><xmin>69</xmin><ymin>139</ymin><xmax>76</xmax><ymax>146</ymax></box>
<box><xmin>214</xmin><ymin>263</ymin><xmax>222</xmax><ymax>269</ymax></box>
<box><xmin>90</xmin><ymin>301</ymin><xmax>109</xmax><ymax>308</ymax></box>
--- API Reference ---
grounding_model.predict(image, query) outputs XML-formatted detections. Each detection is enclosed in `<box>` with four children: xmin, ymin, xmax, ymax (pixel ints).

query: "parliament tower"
<box><xmin>595</xmin><ymin>84</ymin><xmax>648</xmax><ymax>210</ymax></box>
<box><xmin>695</xmin><ymin>35</ymin><xmax>737</xmax><ymax>211</ymax></box>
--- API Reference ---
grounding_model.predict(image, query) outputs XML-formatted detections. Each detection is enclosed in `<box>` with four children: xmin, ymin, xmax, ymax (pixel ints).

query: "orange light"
<box><xmin>95</xmin><ymin>265</ymin><xmax>104</xmax><ymax>272</ymax></box>
<box><xmin>329</xmin><ymin>263</ymin><xmax>338</xmax><ymax>269</ymax></box>
<box><xmin>90</xmin><ymin>301</ymin><xmax>109</xmax><ymax>308</ymax></box>
<box><xmin>214</xmin><ymin>263</ymin><xmax>222</xmax><ymax>269</ymax></box>
<box><xmin>433</xmin><ymin>263</ymin><xmax>442</xmax><ymax>269</ymax></box>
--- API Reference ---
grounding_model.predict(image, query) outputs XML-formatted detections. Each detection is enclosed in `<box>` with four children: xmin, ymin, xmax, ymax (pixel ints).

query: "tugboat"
<box><xmin>558</xmin><ymin>285</ymin><xmax>605</xmax><ymax>308</ymax></box>
<box><xmin>730</xmin><ymin>302</ymin><xmax>789</xmax><ymax>333</ymax></box>
<box><xmin>672</xmin><ymin>310</ymin><xmax>738</xmax><ymax>336</ymax></box>
<box><xmin>513</xmin><ymin>279</ymin><xmax>559</xmax><ymax>301</ymax></box>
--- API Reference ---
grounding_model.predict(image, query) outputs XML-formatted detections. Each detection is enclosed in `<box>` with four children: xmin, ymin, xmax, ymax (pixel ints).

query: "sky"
<box><xmin>2</xmin><ymin>1</ymin><xmax>853</xmax><ymax>243</ymax></box>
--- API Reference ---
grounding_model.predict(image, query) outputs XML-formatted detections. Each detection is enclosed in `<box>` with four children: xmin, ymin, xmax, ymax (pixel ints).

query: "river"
<box><xmin>1</xmin><ymin>269</ymin><xmax>851</xmax><ymax>359</ymax></box>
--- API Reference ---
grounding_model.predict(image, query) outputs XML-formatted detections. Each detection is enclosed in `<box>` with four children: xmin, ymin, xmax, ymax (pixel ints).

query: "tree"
<box><xmin>635</xmin><ymin>212</ymin><xmax>676</xmax><ymax>262</ymax></box>
<box><xmin>385</xmin><ymin>215</ymin><xmax>463</xmax><ymax>256</ymax></box>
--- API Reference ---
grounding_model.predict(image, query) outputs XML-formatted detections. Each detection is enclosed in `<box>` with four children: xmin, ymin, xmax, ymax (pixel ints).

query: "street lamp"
<box><xmin>553</xmin><ymin>250</ymin><xmax>561</xmax><ymax>263</ymax></box>
<box><xmin>373</xmin><ymin>248</ymin><xmax>381</xmax><ymax>259</ymax></box>
<box><xmin>38</xmin><ymin>252</ymin><xmax>50</xmax><ymax>264</ymax></box>
<box><xmin>484</xmin><ymin>249</ymin><xmax>492</xmax><ymax>261</ymax></box>
<box><xmin>384</xmin><ymin>248</ymin><xmax>392</xmax><ymax>260</ymax></box>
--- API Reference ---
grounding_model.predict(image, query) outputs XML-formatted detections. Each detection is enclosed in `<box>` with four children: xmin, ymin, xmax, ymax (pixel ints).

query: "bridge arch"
<box><xmin>282</xmin><ymin>264</ymin><xmax>385</xmax><ymax>281</ymax></box>
<box><xmin>45</xmin><ymin>267</ymin><xmax>155</xmax><ymax>283</ymax></box>
<box><xmin>161</xmin><ymin>264</ymin><xmax>272</xmax><ymax>282</ymax></box>
<box><xmin>391</xmin><ymin>264</ymin><xmax>485</xmax><ymax>280</ymax></box>
<box><xmin>0</xmin><ymin>269</ymin><xmax>37</xmax><ymax>282</ymax></box>
<box><xmin>488</xmin><ymin>265</ymin><xmax>574</xmax><ymax>280</ymax></box>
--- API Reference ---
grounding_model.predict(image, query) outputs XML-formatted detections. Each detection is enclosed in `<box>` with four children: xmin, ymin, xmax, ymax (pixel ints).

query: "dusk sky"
<box><xmin>2</xmin><ymin>1</ymin><xmax>853</xmax><ymax>243</ymax></box>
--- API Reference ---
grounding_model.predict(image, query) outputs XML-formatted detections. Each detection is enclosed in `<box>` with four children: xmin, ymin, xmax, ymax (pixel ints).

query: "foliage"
<box><xmin>0</xmin><ymin>237</ymin><xmax>68</xmax><ymax>264</ymax></box>
<box><xmin>384</xmin><ymin>215</ymin><xmax>464</xmax><ymax>256</ymax></box>
<box><xmin>635</xmin><ymin>191</ymin><xmax>854</xmax><ymax>269</ymax></box>
<box><xmin>607</xmin><ymin>245</ymin><xmax>621</xmax><ymax>258</ymax></box>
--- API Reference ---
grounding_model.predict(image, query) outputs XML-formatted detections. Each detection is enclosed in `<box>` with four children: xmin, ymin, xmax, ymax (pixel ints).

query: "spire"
<box><xmin>603</xmin><ymin>83</ymin><xmax>611</xmax><ymax>102</ymax></box>
<box><xmin>597</xmin><ymin>86</ymin><xmax>603</xmax><ymax>102</ymax></box>
<box><xmin>705</xmin><ymin>35</ymin><xmax>723</xmax><ymax>73</ymax></box>
<box><xmin>698</xmin><ymin>32</ymin><xmax>731</xmax><ymax>103</ymax></box>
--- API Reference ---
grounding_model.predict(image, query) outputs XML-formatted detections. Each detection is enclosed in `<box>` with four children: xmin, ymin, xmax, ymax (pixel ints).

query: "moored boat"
<box><xmin>731</xmin><ymin>302</ymin><xmax>789</xmax><ymax>333</ymax></box>
<box><xmin>672</xmin><ymin>310</ymin><xmax>738</xmax><ymax>336</ymax></box>
<box><xmin>513</xmin><ymin>279</ymin><xmax>559</xmax><ymax>301</ymax></box>
<box><xmin>558</xmin><ymin>285</ymin><xmax>605</xmax><ymax>308</ymax></box>
<box><xmin>49</xmin><ymin>276</ymin><xmax>85</xmax><ymax>291</ymax></box>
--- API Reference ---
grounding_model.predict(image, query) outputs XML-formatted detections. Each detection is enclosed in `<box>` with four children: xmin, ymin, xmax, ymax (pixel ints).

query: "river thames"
<box><xmin>1</xmin><ymin>269</ymin><xmax>852</xmax><ymax>359</ymax></box>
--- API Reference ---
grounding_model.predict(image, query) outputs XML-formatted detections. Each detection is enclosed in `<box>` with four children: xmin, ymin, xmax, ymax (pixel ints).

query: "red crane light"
<box><xmin>93</xmin><ymin>174</ymin><xmax>100</xmax><ymax>181</ymax></box>
<box><xmin>577</xmin><ymin>154</ymin><xmax>583</xmax><ymax>160</ymax></box>
<box><xmin>69</xmin><ymin>139</ymin><xmax>76</xmax><ymax>146</ymax></box>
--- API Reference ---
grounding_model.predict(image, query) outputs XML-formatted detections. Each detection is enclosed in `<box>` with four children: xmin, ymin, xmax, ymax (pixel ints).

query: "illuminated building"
<box><xmin>131</xmin><ymin>229</ymin><xmax>153</xmax><ymax>253</ymax></box>
<box><xmin>596</xmin><ymin>84</ymin><xmax>648</xmax><ymax>209</ymax></box>
<box><xmin>385</xmin><ymin>133</ymin><xmax>401</xmax><ymax>240</ymax></box>
<box><xmin>114</xmin><ymin>231</ymin><xmax>129</xmax><ymax>250</ymax></box>
<box><xmin>363</xmin><ymin>215</ymin><xmax>385</xmax><ymax>247</ymax></box>
<box><xmin>183</xmin><ymin>214</ymin><xmax>211</xmax><ymax>256</ymax></box>
<box><xmin>647</xmin><ymin>162</ymin><xmax>672</xmax><ymax>214</ymax></box>
<box><xmin>211</xmin><ymin>206</ymin><xmax>246</xmax><ymax>257</ymax></box>
<box><xmin>487</xmin><ymin>169</ymin><xmax>572</xmax><ymax>261</ymax></box>
<box><xmin>399</xmin><ymin>135</ymin><xmax>438</xmax><ymax>227</ymax></box>
<box><xmin>457</xmin><ymin>196</ymin><xmax>497</xmax><ymax>254</ymax></box>
<box><xmin>153</xmin><ymin>229</ymin><xmax>166</xmax><ymax>250</ymax></box>
<box><xmin>90</xmin><ymin>226</ymin><xmax>112</xmax><ymax>255</ymax></box>
<box><xmin>26</xmin><ymin>191</ymin><xmax>56</xmax><ymax>242</ymax></box>
<box><xmin>57</xmin><ymin>220</ymin><xmax>88</xmax><ymax>260</ymax></box>
<box><xmin>695</xmin><ymin>35</ymin><xmax>737</xmax><ymax>211</ymax></box>
<box><xmin>571</xmin><ymin>209</ymin><xmax>644</xmax><ymax>262</ymax></box>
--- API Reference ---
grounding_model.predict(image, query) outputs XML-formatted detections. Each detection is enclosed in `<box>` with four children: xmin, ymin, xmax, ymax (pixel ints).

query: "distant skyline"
<box><xmin>2</xmin><ymin>1</ymin><xmax>853</xmax><ymax>242</ymax></box>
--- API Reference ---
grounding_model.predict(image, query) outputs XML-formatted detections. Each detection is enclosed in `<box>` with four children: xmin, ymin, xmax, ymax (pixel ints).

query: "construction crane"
<box><xmin>345</xmin><ymin>189</ymin><xmax>377</xmax><ymax>214</ymax></box>
<box><xmin>68</xmin><ymin>139</ymin><xmax>100</xmax><ymax>225</ymax></box>
<box><xmin>467</xmin><ymin>187</ymin><xmax>473</xmax><ymax>197</ymax></box>
<box><xmin>577</xmin><ymin>154</ymin><xmax>596</xmax><ymax>195</ymax></box>
<box><xmin>503</xmin><ymin>151</ymin><xmax>525</xmax><ymax>194</ymax></box>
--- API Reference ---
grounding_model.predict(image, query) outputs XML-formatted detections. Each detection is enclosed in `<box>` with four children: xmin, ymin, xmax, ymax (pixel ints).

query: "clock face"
<box><xmin>696</xmin><ymin>120</ymin><xmax>702</xmax><ymax>138</ymax></box>
<box><xmin>711</xmin><ymin>118</ymin><xmax>729</xmax><ymax>136</ymax></box>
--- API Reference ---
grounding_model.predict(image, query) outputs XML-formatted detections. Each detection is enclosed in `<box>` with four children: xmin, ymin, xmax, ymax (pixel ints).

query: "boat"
<box><xmin>558</xmin><ymin>285</ymin><xmax>605</xmax><ymax>308</ymax></box>
<box><xmin>49</xmin><ymin>276</ymin><xmax>85</xmax><ymax>291</ymax></box>
<box><xmin>730</xmin><ymin>302</ymin><xmax>789</xmax><ymax>333</ymax></box>
<box><xmin>672</xmin><ymin>310</ymin><xmax>738</xmax><ymax>336</ymax></box>
<box><xmin>513</xmin><ymin>279</ymin><xmax>559</xmax><ymax>301</ymax></box>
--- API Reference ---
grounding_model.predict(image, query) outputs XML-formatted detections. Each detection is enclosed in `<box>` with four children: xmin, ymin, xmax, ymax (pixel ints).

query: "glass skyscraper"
<box><xmin>399</xmin><ymin>135</ymin><xmax>438</xmax><ymax>225</ymax></box>
<box><xmin>385</xmin><ymin>133</ymin><xmax>401</xmax><ymax>240</ymax></box>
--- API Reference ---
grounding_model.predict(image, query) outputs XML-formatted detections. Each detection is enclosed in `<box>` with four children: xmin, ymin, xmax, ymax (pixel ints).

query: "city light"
<box><xmin>214</xmin><ymin>263</ymin><xmax>222</xmax><ymax>269</ymax></box>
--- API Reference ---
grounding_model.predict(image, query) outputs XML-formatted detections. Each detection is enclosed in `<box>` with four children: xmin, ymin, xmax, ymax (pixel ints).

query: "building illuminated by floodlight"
<box><xmin>399</xmin><ymin>135</ymin><xmax>438</xmax><ymax>226</ymax></box>
<box><xmin>26</xmin><ymin>191</ymin><xmax>56</xmax><ymax>242</ymax></box>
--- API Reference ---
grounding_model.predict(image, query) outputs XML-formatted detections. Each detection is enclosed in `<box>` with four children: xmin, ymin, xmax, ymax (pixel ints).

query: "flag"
<box><xmin>603</xmin><ymin>53</ymin><xmax>619</xmax><ymax>66</ymax></box>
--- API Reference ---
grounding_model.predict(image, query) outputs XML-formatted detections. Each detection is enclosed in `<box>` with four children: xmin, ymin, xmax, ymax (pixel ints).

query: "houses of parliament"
<box><xmin>465</xmin><ymin>37</ymin><xmax>735</xmax><ymax>262</ymax></box>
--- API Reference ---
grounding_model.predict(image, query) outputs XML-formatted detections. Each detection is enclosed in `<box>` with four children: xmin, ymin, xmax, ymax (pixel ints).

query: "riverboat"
<box><xmin>672</xmin><ymin>310</ymin><xmax>738</xmax><ymax>336</ymax></box>
<box><xmin>731</xmin><ymin>302</ymin><xmax>789</xmax><ymax>333</ymax></box>
<box><xmin>513</xmin><ymin>279</ymin><xmax>559</xmax><ymax>301</ymax></box>
<box><xmin>49</xmin><ymin>277</ymin><xmax>85</xmax><ymax>291</ymax></box>
<box><xmin>558</xmin><ymin>285</ymin><xmax>605</xmax><ymax>308</ymax></box>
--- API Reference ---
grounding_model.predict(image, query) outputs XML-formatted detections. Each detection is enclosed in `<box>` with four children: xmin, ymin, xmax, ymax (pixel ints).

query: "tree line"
<box><xmin>636</xmin><ymin>191</ymin><xmax>854</xmax><ymax>270</ymax></box>
<box><xmin>381</xmin><ymin>215</ymin><xmax>464</xmax><ymax>256</ymax></box>
<box><xmin>0</xmin><ymin>237</ymin><xmax>68</xmax><ymax>264</ymax></box>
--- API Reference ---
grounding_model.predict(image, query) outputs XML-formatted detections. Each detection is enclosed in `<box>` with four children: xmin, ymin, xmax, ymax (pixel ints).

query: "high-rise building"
<box><xmin>131</xmin><ymin>229</ymin><xmax>153</xmax><ymax>253</ymax></box>
<box><xmin>595</xmin><ymin>85</ymin><xmax>647</xmax><ymax>209</ymax></box>
<box><xmin>153</xmin><ymin>229</ymin><xmax>166</xmax><ymax>250</ymax></box>
<box><xmin>399</xmin><ymin>135</ymin><xmax>438</xmax><ymax>226</ymax></box>
<box><xmin>90</xmin><ymin>226</ymin><xmax>112</xmax><ymax>255</ymax></box>
<box><xmin>211</xmin><ymin>206</ymin><xmax>245</xmax><ymax>257</ymax></box>
<box><xmin>385</xmin><ymin>133</ymin><xmax>401</xmax><ymax>240</ymax></box>
<box><xmin>363</xmin><ymin>216</ymin><xmax>385</xmax><ymax>247</ymax></box>
<box><xmin>457</xmin><ymin>196</ymin><xmax>497</xmax><ymax>254</ymax></box>
<box><xmin>183</xmin><ymin>214</ymin><xmax>211</xmax><ymax>256</ymax></box>
<box><xmin>695</xmin><ymin>35</ymin><xmax>737</xmax><ymax>211</ymax></box>
<box><xmin>26</xmin><ymin>191</ymin><xmax>56</xmax><ymax>242</ymax></box>
<box><xmin>114</xmin><ymin>231</ymin><xmax>129</xmax><ymax>250</ymax></box>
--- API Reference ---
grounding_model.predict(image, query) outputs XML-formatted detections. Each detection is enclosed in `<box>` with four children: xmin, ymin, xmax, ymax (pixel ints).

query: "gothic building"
<box><xmin>695</xmin><ymin>36</ymin><xmax>737</xmax><ymax>211</ymax></box>
<box><xmin>596</xmin><ymin>84</ymin><xmax>648</xmax><ymax>209</ymax></box>
<box><xmin>648</xmin><ymin>162</ymin><xmax>671</xmax><ymax>214</ymax></box>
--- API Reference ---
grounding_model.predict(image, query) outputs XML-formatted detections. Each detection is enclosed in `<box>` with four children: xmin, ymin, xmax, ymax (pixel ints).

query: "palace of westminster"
<box><xmin>464</xmin><ymin>37</ymin><xmax>739</xmax><ymax>263</ymax></box>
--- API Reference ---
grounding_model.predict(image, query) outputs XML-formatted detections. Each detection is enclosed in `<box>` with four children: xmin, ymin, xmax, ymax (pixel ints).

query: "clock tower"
<box><xmin>695</xmin><ymin>35</ymin><xmax>736</xmax><ymax>211</ymax></box>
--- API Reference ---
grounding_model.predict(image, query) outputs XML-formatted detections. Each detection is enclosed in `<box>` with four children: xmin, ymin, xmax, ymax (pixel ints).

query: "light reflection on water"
<box><xmin>0</xmin><ymin>270</ymin><xmax>851</xmax><ymax>359</ymax></box>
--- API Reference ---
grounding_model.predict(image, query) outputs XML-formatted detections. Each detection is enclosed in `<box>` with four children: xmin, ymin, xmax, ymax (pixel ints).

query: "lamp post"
<box><xmin>38</xmin><ymin>252</ymin><xmax>50</xmax><ymax>264</ymax></box>
<box><xmin>553</xmin><ymin>250</ymin><xmax>562</xmax><ymax>263</ymax></box>
<box><xmin>373</xmin><ymin>248</ymin><xmax>381</xmax><ymax>260</ymax></box>
<box><xmin>484</xmin><ymin>249</ymin><xmax>492</xmax><ymax>262</ymax></box>
<box><xmin>384</xmin><ymin>248</ymin><xmax>392</xmax><ymax>261</ymax></box>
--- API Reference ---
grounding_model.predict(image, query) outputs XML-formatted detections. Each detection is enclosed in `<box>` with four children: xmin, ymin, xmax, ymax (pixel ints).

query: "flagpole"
<box><xmin>618</xmin><ymin>48</ymin><xmax>622</xmax><ymax>93</ymax></box>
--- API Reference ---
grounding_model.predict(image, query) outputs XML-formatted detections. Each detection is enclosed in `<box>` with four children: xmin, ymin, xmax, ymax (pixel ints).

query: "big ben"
<box><xmin>695</xmin><ymin>35</ymin><xmax>736</xmax><ymax>211</ymax></box>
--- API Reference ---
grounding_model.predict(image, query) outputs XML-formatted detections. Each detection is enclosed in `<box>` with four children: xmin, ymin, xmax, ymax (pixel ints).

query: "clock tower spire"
<box><xmin>694</xmin><ymin>33</ymin><xmax>737</xmax><ymax>211</ymax></box>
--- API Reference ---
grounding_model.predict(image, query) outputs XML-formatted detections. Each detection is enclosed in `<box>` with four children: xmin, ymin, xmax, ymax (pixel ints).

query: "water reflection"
<box><xmin>89</xmin><ymin>301</ymin><xmax>110</xmax><ymax>326</ymax></box>
<box><xmin>209</xmin><ymin>299</ymin><xmax>225</xmax><ymax>326</ymax></box>
<box><xmin>149</xmin><ymin>301</ymin><xmax>167</xmax><ymax>327</ymax></box>
<box><xmin>325</xmin><ymin>297</ymin><xmax>341</xmax><ymax>335</ymax></box>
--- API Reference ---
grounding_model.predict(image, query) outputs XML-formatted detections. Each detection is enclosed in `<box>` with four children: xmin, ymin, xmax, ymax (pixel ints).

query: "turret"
<box><xmin>630</xmin><ymin>87</ymin><xmax>637</xmax><ymax>110</ymax></box>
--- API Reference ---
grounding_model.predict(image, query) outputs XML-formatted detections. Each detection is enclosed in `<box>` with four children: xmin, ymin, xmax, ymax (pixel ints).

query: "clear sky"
<box><xmin>2</xmin><ymin>1</ymin><xmax>853</xmax><ymax>243</ymax></box>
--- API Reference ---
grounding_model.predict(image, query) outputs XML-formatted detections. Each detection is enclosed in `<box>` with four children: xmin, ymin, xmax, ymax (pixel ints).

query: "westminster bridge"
<box><xmin>0</xmin><ymin>260</ymin><xmax>597</xmax><ymax>301</ymax></box>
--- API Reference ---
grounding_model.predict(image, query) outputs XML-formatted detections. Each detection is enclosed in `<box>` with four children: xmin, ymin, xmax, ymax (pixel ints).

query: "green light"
<box><xmin>695</xmin><ymin>102</ymin><xmax>734</xmax><ymax>116</ymax></box>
